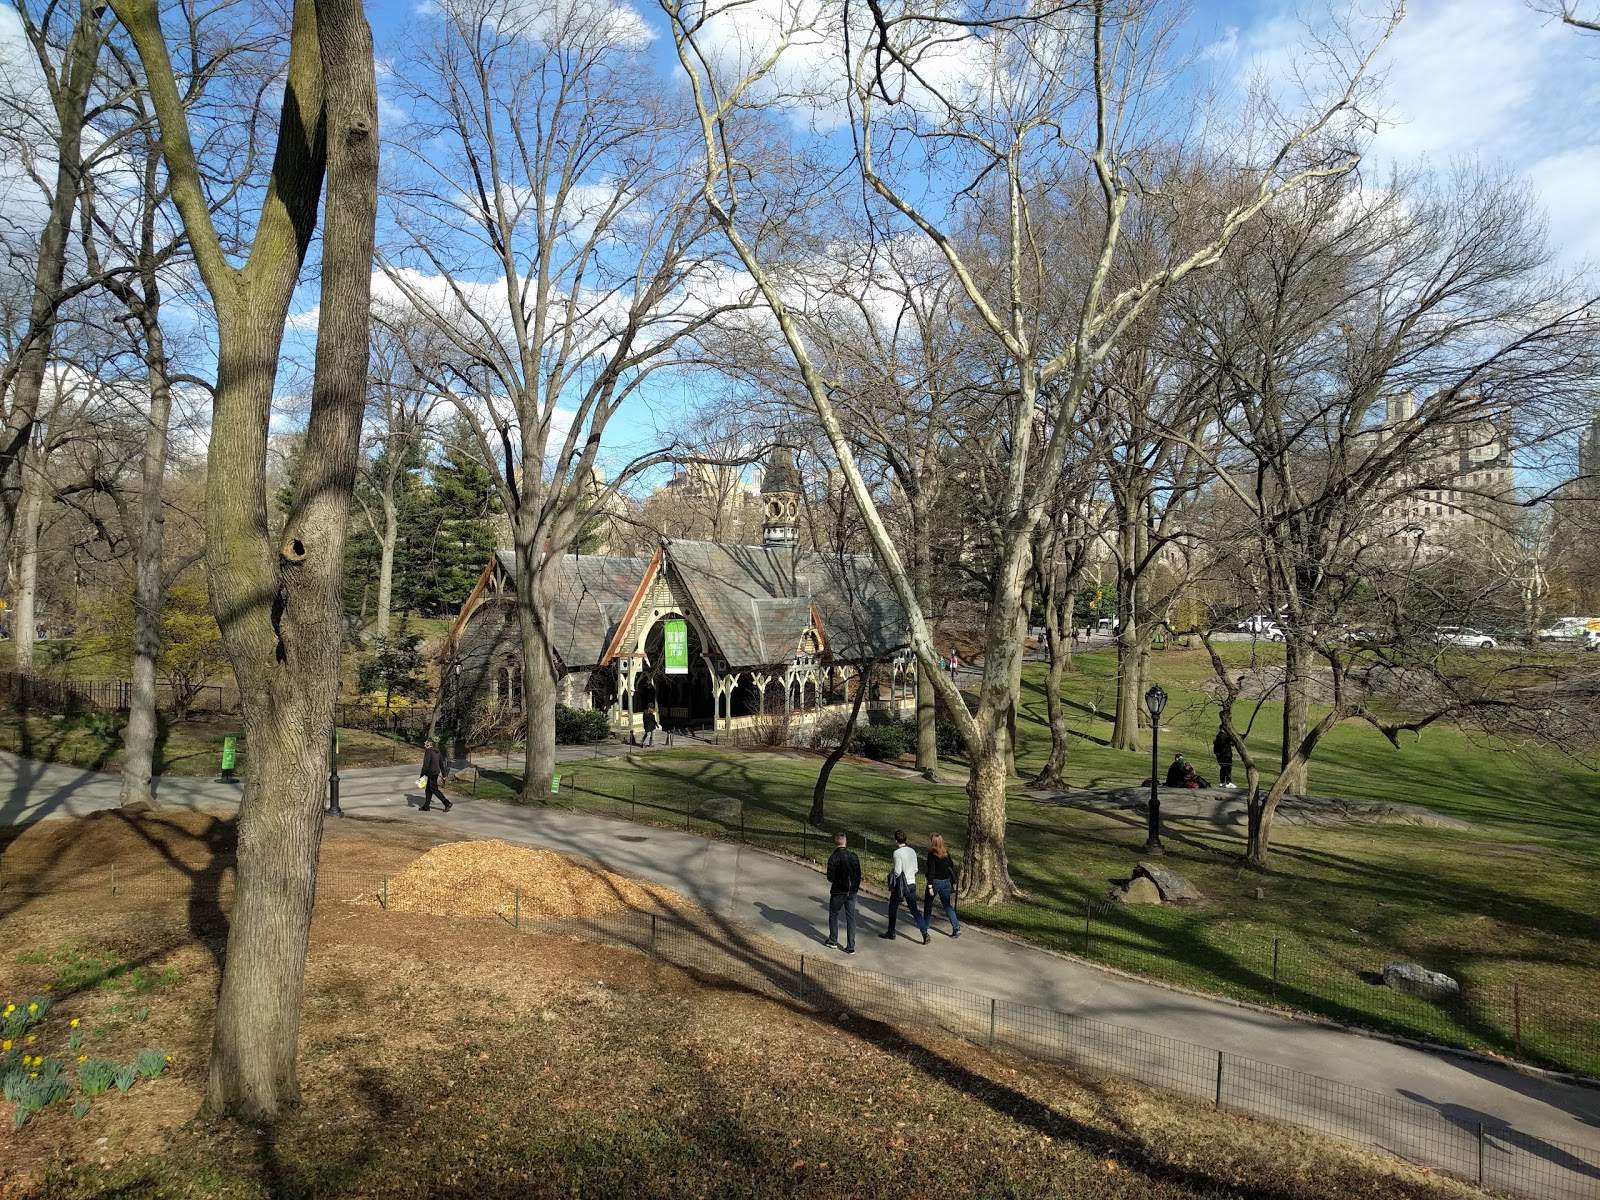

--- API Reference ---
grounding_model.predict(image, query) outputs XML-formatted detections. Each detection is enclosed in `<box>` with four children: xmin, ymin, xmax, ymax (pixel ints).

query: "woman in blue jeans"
<box><xmin>922</xmin><ymin>833</ymin><xmax>961</xmax><ymax>937</ymax></box>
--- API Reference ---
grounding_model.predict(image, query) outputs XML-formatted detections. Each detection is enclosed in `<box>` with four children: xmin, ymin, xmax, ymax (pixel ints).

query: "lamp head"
<box><xmin>1143</xmin><ymin>683</ymin><xmax>1168</xmax><ymax>718</ymax></box>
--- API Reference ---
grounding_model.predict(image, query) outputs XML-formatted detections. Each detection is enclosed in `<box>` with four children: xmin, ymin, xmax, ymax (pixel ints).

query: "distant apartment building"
<box><xmin>1372</xmin><ymin>392</ymin><xmax>1516</xmax><ymax>552</ymax></box>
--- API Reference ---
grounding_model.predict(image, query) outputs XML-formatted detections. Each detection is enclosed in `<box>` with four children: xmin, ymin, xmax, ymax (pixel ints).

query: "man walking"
<box><xmin>1213</xmin><ymin>724</ymin><xmax>1236</xmax><ymax>789</ymax></box>
<box><xmin>642</xmin><ymin>704</ymin><xmax>658</xmax><ymax>747</ymax></box>
<box><xmin>880</xmin><ymin>829</ymin><xmax>930</xmax><ymax>944</ymax></box>
<box><xmin>417</xmin><ymin>738</ymin><xmax>451</xmax><ymax>812</ymax></box>
<box><xmin>823</xmin><ymin>833</ymin><xmax>861</xmax><ymax>954</ymax></box>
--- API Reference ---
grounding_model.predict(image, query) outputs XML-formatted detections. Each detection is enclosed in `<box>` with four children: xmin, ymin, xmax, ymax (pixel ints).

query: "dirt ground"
<box><xmin>0</xmin><ymin>809</ymin><xmax>1481</xmax><ymax>1199</ymax></box>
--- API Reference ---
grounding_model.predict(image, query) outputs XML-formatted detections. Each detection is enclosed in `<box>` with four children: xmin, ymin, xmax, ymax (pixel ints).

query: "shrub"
<box><xmin>78</xmin><ymin>1059</ymin><xmax>118</xmax><ymax>1097</ymax></box>
<box><xmin>851</xmin><ymin>720</ymin><xmax>914</xmax><ymax>761</ymax></box>
<box><xmin>554</xmin><ymin>705</ymin><xmax>610</xmax><ymax>744</ymax></box>
<box><xmin>134</xmin><ymin>1049</ymin><xmax>169</xmax><ymax>1079</ymax></box>
<box><xmin>810</xmin><ymin>711</ymin><xmax>850</xmax><ymax>750</ymax></box>
<box><xmin>114</xmin><ymin>1065</ymin><xmax>137</xmax><ymax>1093</ymax></box>
<box><xmin>935</xmin><ymin>719</ymin><xmax>965</xmax><ymax>758</ymax></box>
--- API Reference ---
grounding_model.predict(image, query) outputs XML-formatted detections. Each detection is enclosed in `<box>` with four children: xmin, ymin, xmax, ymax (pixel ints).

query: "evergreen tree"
<box><xmin>401</xmin><ymin>423</ymin><xmax>498</xmax><ymax>614</ymax></box>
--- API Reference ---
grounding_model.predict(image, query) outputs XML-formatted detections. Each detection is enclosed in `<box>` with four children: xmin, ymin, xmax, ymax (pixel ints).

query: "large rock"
<box><xmin>1110</xmin><ymin>876</ymin><xmax>1163</xmax><ymax>905</ymax></box>
<box><xmin>1382</xmin><ymin>961</ymin><xmax>1461</xmax><ymax>1001</ymax></box>
<box><xmin>1134</xmin><ymin>860</ymin><xmax>1205</xmax><ymax>904</ymax></box>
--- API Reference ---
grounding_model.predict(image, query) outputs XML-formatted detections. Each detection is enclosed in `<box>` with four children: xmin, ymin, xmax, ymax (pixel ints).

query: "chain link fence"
<box><xmin>3</xmin><ymin>866</ymin><xmax>1598</xmax><ymax>1199</ymax></box>
<box><xmin>506</xmin><ymin>766</ymin><xmax>1600</xmax><ymax>1081</ymax></box>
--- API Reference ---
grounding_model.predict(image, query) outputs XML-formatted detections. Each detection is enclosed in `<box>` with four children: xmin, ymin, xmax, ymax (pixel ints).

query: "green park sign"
<box><xmin>664</xmin><ymin>619</ymin><xmax>689</xmax><ymax>675</ymax></box>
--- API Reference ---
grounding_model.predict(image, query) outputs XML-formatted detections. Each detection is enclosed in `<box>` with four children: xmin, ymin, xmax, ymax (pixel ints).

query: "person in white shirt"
<box><xmin>880</xmin><ymin>829</ymin><xmax>930</xmax><ymax>944</ymax></box>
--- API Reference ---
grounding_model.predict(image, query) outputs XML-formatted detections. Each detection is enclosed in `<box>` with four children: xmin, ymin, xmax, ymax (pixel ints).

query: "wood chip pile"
<box><xmin>381</xmin><ymin>839</ymin><xmax>684</xmax><ymax>920</ymax></box>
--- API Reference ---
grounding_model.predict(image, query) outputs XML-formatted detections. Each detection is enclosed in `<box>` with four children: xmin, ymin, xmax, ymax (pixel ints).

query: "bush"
<box><xmin>850</xmin><ymin>719</ymin><xmax>915</xmax><ymax>761</ymax></box>
<box><xmin>810</xmin><ymin>711</ymin><xmax>850</xmax><ymax>750</ymax></box>
<box><xmin>936</xmin><ymin>719</ymin><xmax>965</xmax><ymax>757</ymax></box>
<box><xmin>554</xmin><ymin>705</ymin><xmax>610</xmax><ymax>744</ymax></box>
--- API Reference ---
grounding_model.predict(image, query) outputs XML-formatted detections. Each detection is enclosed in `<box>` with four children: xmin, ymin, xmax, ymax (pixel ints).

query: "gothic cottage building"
<box><xmin>441</xmin><ymin>450</ymin><xmax>914</xmax><ymax>738</ymax></box>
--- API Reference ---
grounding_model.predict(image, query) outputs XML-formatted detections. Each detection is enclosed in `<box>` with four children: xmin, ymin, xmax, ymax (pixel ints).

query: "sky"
<box><xmin>6</xmin><ymin>0</ymin><xmax>1600</xmax><ymax>477</ymax></box>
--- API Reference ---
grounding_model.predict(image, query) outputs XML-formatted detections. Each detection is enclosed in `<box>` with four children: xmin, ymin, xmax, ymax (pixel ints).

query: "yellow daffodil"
<box><xmin>28</xmin><ymin>1072</ymin><xmax>37</xmax><ymax>1080</ymax></box>
<box><xmin>70</xmin><ymin>1019</ymin><xmax>79</xmax><ymax>1028</ymax></box>
<box><xmin>78</xmin><ymin>1055</ymin><xmax>87</xmax><ymax>1063</ymax></box>
<box><xmin>1</xmin><ymin>1039</ymin><xmax>10</xmax><ymax>1050</ymax></box>
<box><xmin>28</xmin><ymin>1003</ymin><xmax>38</xmax><ymax>1012</ymax></box>
<box><xmin>26</xmin><ymin>1034</ymin><xmax>36</xmax><ymax>1043</ymax></box>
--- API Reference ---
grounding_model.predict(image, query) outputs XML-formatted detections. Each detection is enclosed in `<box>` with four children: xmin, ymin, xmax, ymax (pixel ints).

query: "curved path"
<box><xmin>2</xmin><ymin>750</ymin><xmax>1598</xmax><ymax>1196</ymax></box>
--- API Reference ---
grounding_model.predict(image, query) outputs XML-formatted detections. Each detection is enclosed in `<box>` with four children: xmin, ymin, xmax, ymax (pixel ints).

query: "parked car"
<box><xmin>1435</xmin><ymin>626</ymin><xmax>1497</xmax><ymax>650</ymax></box>
<box><xmin>1537</xmin><ymin>617</ymin><xmax>1589</xmax><ymax>642</ymax></box>
<box><xmin>1584</xmin><ymin>629</ymin><xmax>1600</xmax><ymax>652</ymax></box>
<box><xmin>1236</xmin><ymin>614</ymin><xmax>1283</xmax><ymax>639</ymax></box>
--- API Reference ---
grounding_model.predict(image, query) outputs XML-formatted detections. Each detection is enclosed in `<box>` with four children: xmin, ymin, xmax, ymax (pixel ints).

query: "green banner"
<box><xmin>221</xmin><ymin>736</ymin><xmax>237</xmax><ymax>771</ymax></box>
<box><xmin>551</xmin><ymin>773</ymin><xmax>561</xmax><ymax>794</ymax></box>
<box><xmin>664</xmin><ymin>619</ymin><xmax>689</xmax><ymax>676</ymax></box>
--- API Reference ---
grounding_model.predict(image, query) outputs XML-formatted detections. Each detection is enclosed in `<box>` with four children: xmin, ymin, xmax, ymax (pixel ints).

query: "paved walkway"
<box><xmin>3</xmin><ymin>750</ymin><xmax>1598</xmax><ymax>1193</ymax></box>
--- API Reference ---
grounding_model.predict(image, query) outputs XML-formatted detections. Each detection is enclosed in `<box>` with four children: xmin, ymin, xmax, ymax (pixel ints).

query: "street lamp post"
<box><xmin>328</xmin><ymin>687</ymin><xmax>343</xmax><ymax>818</ymax></box>
<box><xmin>1143</xmin><ymin>684</ymin><xmax>1168</xmax><ymax>854</ymax></box>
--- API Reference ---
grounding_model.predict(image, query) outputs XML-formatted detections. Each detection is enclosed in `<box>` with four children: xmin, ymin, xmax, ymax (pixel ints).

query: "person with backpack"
<box><xmin>1213</xmin><ymin>724</ymin><xmax>1236</xmax><ymax>789</ymax></box>
<box><xmin>823</xmin><ymin>833</ymin><xmax>861</xmax><ymax>954</ymax></box>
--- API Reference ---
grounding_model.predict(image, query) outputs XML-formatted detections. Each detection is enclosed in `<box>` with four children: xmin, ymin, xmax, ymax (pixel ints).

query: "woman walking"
<box><xmin>922</xmin><ymin>833</ymin><xmax>961</xmax><ymax>938</ymax></box>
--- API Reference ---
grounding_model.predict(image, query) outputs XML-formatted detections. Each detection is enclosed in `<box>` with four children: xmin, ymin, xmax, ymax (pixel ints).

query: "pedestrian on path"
<box><xmin>881</xmin><ymin>829</ymin><xmax>930</xmax><ymax>944</ymax></box>
<box><xmin>417</xmin><ymin>739</ymin><xmax>451</xmax><ymax>812</ymax></box>
<box><xmin>642</xmin><ymin>705</ymin><xmax>658</xmax><ymax>747</ymax></box>
<box><xmin>1213</xmin><ymin>724</ymin><xmax>1236</xmax><ymax>789</ymax></box>
<box><xmin>922</xmin><ymin>833</ymin><xmax>960</xmax><ymax>937</ymax></box>
<box><xmin>823</xmin><ymin>833</ymin><xmax>861</xmax><ymax>954</ymax></box>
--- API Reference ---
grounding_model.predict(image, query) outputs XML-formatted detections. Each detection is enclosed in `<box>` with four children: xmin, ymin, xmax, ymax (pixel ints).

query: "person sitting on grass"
<box><xmin>1181</xmin><ymin>759</ymin><xmax>1209</xmax><ymax>789</ymax></box>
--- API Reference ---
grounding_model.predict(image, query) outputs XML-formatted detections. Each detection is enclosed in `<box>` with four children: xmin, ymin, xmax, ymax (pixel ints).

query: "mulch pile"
<box><xmin>379</xmin><ymin>839</ymin><xmax>684</xmax><ymax>921</ymax></box>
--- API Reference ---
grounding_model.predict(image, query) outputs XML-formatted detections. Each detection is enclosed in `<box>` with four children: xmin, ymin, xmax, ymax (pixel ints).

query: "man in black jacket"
<box><xmin>823</xmin><ymin>833</ymin><xmax>861</xmax><ymax>954</ymax></box>
<box><xmin>418</xmin><ymin>739</ymin><xmax>451</xmax><ymax>812</ymax></box>
<box><xmin>1213</xmin><ymin>725</ymin><xmax>1236</xmax><ymax>789</ymax></box>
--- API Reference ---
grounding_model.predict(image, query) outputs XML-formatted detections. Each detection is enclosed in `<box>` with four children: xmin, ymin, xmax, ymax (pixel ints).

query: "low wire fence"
<box><xmin>496</xmin><ymin>765</ymin><xmax>1600</xmax><ymax>1082</ymax></box>
<box><xmin>5</xmin><ymin>866</ymin><xmax>1594</xmax><ymax>1200</ymax></box>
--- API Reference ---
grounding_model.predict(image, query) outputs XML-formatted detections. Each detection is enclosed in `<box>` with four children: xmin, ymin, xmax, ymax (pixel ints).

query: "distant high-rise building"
<box><xmin>1372</xmin><ymin>392</ymin><xmax>1515</xmax><ymax>552</ymax></box>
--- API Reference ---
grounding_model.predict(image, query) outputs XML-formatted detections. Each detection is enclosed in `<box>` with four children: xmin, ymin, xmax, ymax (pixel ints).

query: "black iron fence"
<box><xmin>2</xmin><ymin>868</ymin><xmax>1595</xmax><ymax>1200</ymax></box>
<box><xmin>506</xmin><ymin>767</ymin><xmax>1600</xmax><ymax>1083</ymax></box>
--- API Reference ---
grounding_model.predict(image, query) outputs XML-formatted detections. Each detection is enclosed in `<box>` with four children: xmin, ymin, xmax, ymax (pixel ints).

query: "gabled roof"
<box><xmin>494</xmin><ymin>551</ymin><xmax>653</xmax><ymax>669</ymax></box>
<box><xmin>659</xmin><ymin>541</ymin><xmax>906</xmax><ymax>669</ymax></box>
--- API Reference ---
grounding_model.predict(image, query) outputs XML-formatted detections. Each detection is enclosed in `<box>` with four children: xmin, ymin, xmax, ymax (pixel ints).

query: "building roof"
<box><xmin>660</xmin><ymin>541</ymin><xmax>906</xmax><ymax>669</ymax></box>
<box><xmin>494</xmin><ymin>551</ymin><xmax>653</xmax><ymax>669</ymax></box>
<box><xmin>760</xmin><ymin>446</ymin><xmax>801</xmax><ymax>496</ymax></box>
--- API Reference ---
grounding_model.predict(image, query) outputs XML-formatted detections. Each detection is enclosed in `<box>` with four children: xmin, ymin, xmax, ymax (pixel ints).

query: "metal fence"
<box><xmin>0</xmin><ymin>670</ymin><xmax>242</xmax><ymax>716</ymax></box>
<box><xmin>2</xmin><ymin>866</ymin><xmax>1597</xmax><ymax>1199</ymax></box>
<box><xmin>508</xmin><ymin>766</ymin><xmax>1600</xmax><ymax>1082</ymax></box>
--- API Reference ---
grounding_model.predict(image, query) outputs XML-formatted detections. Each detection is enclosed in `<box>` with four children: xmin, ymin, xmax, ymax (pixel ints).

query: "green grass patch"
<box><xmin>492</xmin><ymin>644</ymin><xmax>1599</xmax><ymax>1076</ymax></box>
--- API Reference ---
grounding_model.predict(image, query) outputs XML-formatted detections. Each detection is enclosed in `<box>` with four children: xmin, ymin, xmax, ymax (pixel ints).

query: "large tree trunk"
<box><xmin>194</xmin><ymin>0</ymin><xmax>377</xmax><ymax>1120</ymax></box>
<box><xmin>515</xmin><ymin>537</ymin><xmax>558</xmax><ymax>801</ymax></box>
<box><xmin>374</xmin><ymin>490</ymin><xmax>397</xmax><ymax>634</ymax></box>
<box><xmin>12</xmin><ymin>448</ymin><xmax>46</xmax><ymax>674</ymax></box>
<box><xmin>962</xmin><ymin>733</ymin><xmax>1012</xmax><ymax>904</ymax></box>
<box><xmin>119</xmin><ymin>311</ymin><xmax>174</xmax><ymax>807</ymax></box>
<box><xmin>1278</xmin><ymin>638</ymin><xmax>1309</xmax><ymax>795</ymax></box>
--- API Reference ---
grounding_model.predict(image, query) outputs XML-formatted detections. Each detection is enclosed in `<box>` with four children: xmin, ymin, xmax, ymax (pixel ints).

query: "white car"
<box><xmin>1236</xmin><ymin>615</ymin><xmax>1283</xmax><ymax>640</ymax></box>
<box><xmin>1584</xmin><ymin>630</ymin><xmax>1600</xmax><ymax>652</ymax></box>
<box><xmin>1436</xmin><ymin>626</ymin><xmax>1497</xmax><ymax>650</ymax></box>
<box><xmin>1537</xmin><ymin>617</ymin><xmax>1588</xmax><ymax>642</ymax></box>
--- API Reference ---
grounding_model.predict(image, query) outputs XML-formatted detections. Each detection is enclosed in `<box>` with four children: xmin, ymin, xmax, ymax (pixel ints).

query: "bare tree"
<box><xmin>665</xmin><ymin>0</ymin><xmax>1399</xmax><ymax>902</ymax></box>
<box><xmin>112</xmin><ymin>0</ymin><xmax>378</xmax><ymax>1117</ymax></box>
<box><xmin>382</xmin><ymin>0</ymin><xmax>731</xmax><ymax>800</ymax></box>
<box><xmin>1176</xmin><ymin>167</ymin><xmax>1599</xmax><ymax>864</ymax></box>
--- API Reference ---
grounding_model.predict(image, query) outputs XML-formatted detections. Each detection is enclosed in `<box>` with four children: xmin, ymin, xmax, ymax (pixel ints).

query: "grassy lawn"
<box><xmin>483</xmin><ymin>643</ymin><xmax>1600</xmax><ymax>1077</ymax></box>
<box><xmin>0</xmin><ymin>709</ymin><xmax>416</xmax><ymax>776</ymax></box>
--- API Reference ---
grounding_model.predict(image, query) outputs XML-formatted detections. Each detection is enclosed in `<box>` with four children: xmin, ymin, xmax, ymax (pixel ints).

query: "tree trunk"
<box><xmin>810</xmin><ymin>663</ymin><xmax>869</xmax><ymax>826</ymax></box>
<box><xmin>375</xmin><ymin>490</ymin><xmax>397</xmax><ymax>634</ymax></box>
<box><xmin>962</xmin><ymin>735</ymin><xmax>1012</xmax><ymax>904</ymax></box>
<box><xmin>1278</xmin><ymin>638</ymin><xmax>1308</xmax><ymax>795</ymax></box>
<box><xmin>910</xmin><ymin>492</ymin><xmax>938</xmax><ymax>776</ymax></box>
<box><xmin>12</xmin><ymin>448</ymin><xmax>46</xmax><ymax>674</ymax></box>
<box><xmin>192</xmin><ymin>0</ymin><xmax>377</xmax><ymax>1120</ymax></box>
<box><xmin>515</xmin><ymin>538</ymin><xmax>558</xmax><ymax>801</ymax></box>
<box><xmin>1030</xmin><ymin>607</ymin><xmax>1069</xmax><ymax>788</ymax></box>
<box><xmin>0</xmin><ymin>5</ymin><xmax>102</xmax><ymax>593</ymax></box>
<box><xmin>1110</xmin><ymin>526</ymin><xmax>1142</xmax><ymax>750</ymax></box>
<box><xmin>119</xmin><ymin>304</ymin><xmax>174</xmax><ymax>808</ymax></box>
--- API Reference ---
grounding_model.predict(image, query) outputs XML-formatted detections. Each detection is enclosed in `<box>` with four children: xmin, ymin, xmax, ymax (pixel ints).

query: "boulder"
<box><xmin>695</xmin><ymin>795</ymin><xmax>742</xmax><ymax>821</ymax></box>
<box><xmin>1134</xmin><ymin>860</ymin><xmax>1205</xmax><ymax>904</ymax></box>
<box><xmin>1382</xmin><ymin>961</ymin><xmax>1461</xmax><ymax>1002</ymax></box>
<box><xmin>1110</xmin><ymin>876</ymin><xmax>1163</xmax><ymax>905</ymax></box>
